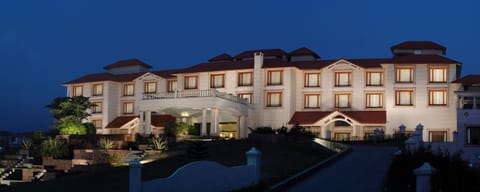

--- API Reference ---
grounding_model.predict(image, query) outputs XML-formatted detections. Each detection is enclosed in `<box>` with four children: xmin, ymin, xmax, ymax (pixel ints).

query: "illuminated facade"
<box><xmin>64</xmin><ymin>41</ymin><xmax>462</xmax><ymax>141</ymax></box>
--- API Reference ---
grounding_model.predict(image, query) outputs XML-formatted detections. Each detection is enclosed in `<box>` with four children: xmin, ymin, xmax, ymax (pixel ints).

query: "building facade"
<box><xmin>64</xmin><ymin>41</ymin><xmax>462</xmax><ymax>141</ymax></box>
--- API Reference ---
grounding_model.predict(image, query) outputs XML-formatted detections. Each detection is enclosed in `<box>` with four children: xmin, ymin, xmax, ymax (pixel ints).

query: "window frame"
<box><xmin>92</xmin><ymin>119</ymin><xmax>102</xmax><ymax>129</ymax></box>
<box><xmin>428</xmin><ymin>66</ymin><xmax>448</xmax><ymax>83</ymax></box>
<box><xmin>144</xmin><ymin>82</ymin><xmax>157</xmax><ymax>94</ymax></box>
<box><xmin>72</xmin><ymin>85</ymin><xmax>83</xmax><ymax>96</ymax></box>
<box><xmin>266</xmin><ymin>92</ymin><xmax>282</xmax><ymax>107</ymax></box>
<box><xmin>304</xmin><ymin>94</ymin><xmax>321</xmax><ymax>109</ymax></box>
<box><xmin>92</xmin><ymin>101</ymin><xmax>103</xmax><ymax>114</ymax></box>
<box><xmin>167</xmin><ymin>80</ymin><xmax>177</xmax><ymax>93</ymax></box>
<box><xmin>334</xmin><ymin>93</ymin><xmax>351</xmax><ymax>108</ymax></box>
<box><xmin>210</xmin><ymin>74</ymin><xmax>225</xmax><ymax>88</ymax></box>
<box><xmin>267</xmin><ymin>70</ymin><xmax>283</xmax><ymax>86</ymax></box>
<box><xmin>334</xmin><ymin>72</ymin><xmax>352</xmax><ymax>87</ymax></box>
<box><xmin>365</xmin><ymin>92</ymin><xmax>384</xmax><ymax>108</ymax></box>
<box><xmin>304</xmin><ymin>72</ymin><xmax>321</xmax><ymax>87</ymax></box>
<box><xmin>238</xmin><ymin>93</ymin><xmax>253</xmax><ymax>104</ymax></box>
<box><xmin>395</xmin><ymin>90</ymin><xmax>414</xmax><ymax>106</ymax></box>
<box><xmin>365</xmin><ymin>71</ymin><xmax>383</xmax><ymax>86</ymax></box>
<box><xmin>429</xmin><ymin>131</ymin><xmax>447</xmax><ymax>142</ymax></box>
<box><xmin>428</xmin><ymin>89</ymin><xmax>448</xmax><ymax>106</ymax></box>
<box><xmin>395</xmin><ymin>66</ymin><xmax>414</xmax><ymax>83</ymax></box>
<box><xmin>92</xmin><ymin>84</ymin><xmax>103</xmax><ymax>96</ymax></box>
<box><xmin>123</xmin><ymin>102</ymin><xmax>134</xmax><ymax>114</ymax></box>
<box><xmin>123</xmin><ymin>83</ymin><xmax>135</xmax><ymax>96</ymax></box>
<box><xmin>184</xmin><ymin>75</ymin><xmax>198</xmax><ymax>89</ymax></box>
<box><xmin>238</xmin><ymin>72</ymin><xmax>253</xmax><ymax>86</ymax></box>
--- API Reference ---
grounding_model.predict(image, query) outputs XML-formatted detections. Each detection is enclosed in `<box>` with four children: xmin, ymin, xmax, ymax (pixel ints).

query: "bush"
<box><xmin>176</xmin><ymin>122</ymin><xmax>191</xmax><ymax>136</ymax></box>
<box><xmin>384</xmin><ymin>145</ymin><xmax>480</xmax><ymax>192</ymax></box>
<box><xmin>151</xmin><ymin>137</ymin><xmax>168</xmax><ymax>151</ymax></box>
<box><xmin>98</xmin><ymin>137</ymin><xmax>114</xmax><ymax>150</ymax></box>
<box><xmin>41</xmin><ymin>138</ymin><xmax>68</xmax><ymax>159</ymax></box>
<box><xmin>249</xmin><ymin>127</ymin><xmax>275</xmax><ymax>134</ymax></box>
<box><xmin>106</xmin><ymin>153</ymin><xmax>122</xmax><ymax>166</ymax></box>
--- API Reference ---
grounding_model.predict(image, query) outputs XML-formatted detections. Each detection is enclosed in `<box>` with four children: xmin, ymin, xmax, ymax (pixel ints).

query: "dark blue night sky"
<box><xmin>1</xmin><ymin>0</ymin><xmax>479</xmax><ymax>132</ymax></box>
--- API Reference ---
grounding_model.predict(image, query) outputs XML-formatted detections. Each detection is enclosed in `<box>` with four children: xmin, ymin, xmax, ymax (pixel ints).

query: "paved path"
<box><xmin>287</xmin><ymin>145</ymin><xmax>398</xmax><ymax>192</ymax></box>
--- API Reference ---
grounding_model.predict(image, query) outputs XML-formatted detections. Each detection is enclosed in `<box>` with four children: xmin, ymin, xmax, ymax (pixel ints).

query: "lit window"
<box><xmin>167</xmin><ymin>80</ymin><xmax>177</xmax><ymax>92</ymax></box>
<box><xmin>266</xmin><ymin>92</ymin><xmax>282</xmax><ymax>107</ymax></box>
<box><xmin>92</xmin><ymin>120</ymin><xmax>102</xmax><ymax>129</ymax></box>
<box><xmin>92</xmin><ymin>102</ymin><xmax>102</xmax><ymax>114</ymax></box>
<box><xmin>92</xmin><ymin>84</ymin><xmax>103</xmax><ymax>96</ymax></box>
<box><xmin>335</xmin><ymin>94</ymin><xmax>351</xmax><ymax>108</ymax></box>
<box><xmin>73</xmin><ymin>85</ymin><xmax>83</xmax><ymax>96</ymax></box>
<box><xmin>124</xmin><ymin>84</ymin><xmax>134</xmax><ymax>96</ymax></box>
<box><xmin>184</xmin><ymin>76</ymin><xmax>198</xmax><ymax>89</ymax></box>
<box><xmin>396</xmin><ymin>67</ymin><xmax>414</xmax><ymax>83</ymax></box>
<box><xmin>395</xmin><ymin>90</ymin><xmax>413</xmax><ymax>106</ymax></box>
<box><xmin>335</xmin><ymin>72</ymin><xmax>351</xmax><ymax>87</ymax></box>
<box><xmin>366</xmin><ymin>93</ymin><xmax>383</xmax><ymax>108</ymax></box>
<box><xmin>304</xmin><ymin>73</ymin><xmax>320</xmax><ymax>87</ymax></box>
<box><xmin>429</xmin><ymin>131</ymin><xmax>447</xmax><ymax>142</ymax></box>
<box><xmin>144</xmin><ymin>82</ymin><xmax>157</xmax><ymax>94</ymax></box>
<box><xmin>466</xmin><ymin>127</ymin><xmax>480</xmax><ymax>145</ymax></box>
<box><xmin>123</xmin><ymin>102</ymin><xmax>134</xmax><ymax>114</ymax></box>
<box><xmin>267</xmin><ymin>70</ymin><xmax>282</xmax><ymax>85</ymax></box>
<box><xmin>238</xmin><ymin>72</ymin><xmax>253</xmax><ymax>86</ymax></box>
<box><xmin>210</xmin><ymin>74</ymin><xmax>225</xmax><ymax>88</ymax></box>
<box><xmin>429</xmin><ymin>90</ymin><xmax>447</xmax><ymax>106</ymax></box>
<box><xmin>238</xmin><ymin>93</ymin><xmax>253</xmax><ymax>104</ymax></box>
<box><xmin>429</xmin><ymin>67</ymin><xmax>447</xmax><ymax>83</ymax></box>
<box><xmin>304</xmin><ymin>94</ymin><xmax>320</xmax><ymax>109</ymax></box>
<box><xmin>366</xmin><ymin>72</ymin><xmax>383</xmax><ymax>86</ymax></box>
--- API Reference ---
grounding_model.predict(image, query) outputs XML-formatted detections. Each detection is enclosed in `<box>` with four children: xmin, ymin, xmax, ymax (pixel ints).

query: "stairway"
<box><xmin>121</xmin><ymin>150</ymin><xmax>144</xmax><ymax>164</ymax></box>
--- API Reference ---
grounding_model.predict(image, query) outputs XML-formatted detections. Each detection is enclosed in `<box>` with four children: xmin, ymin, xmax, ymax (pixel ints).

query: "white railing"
<box><xmin>143</xmin><ymin>89</ymin><xmax>249</xmax><ymax>105</ymax></box>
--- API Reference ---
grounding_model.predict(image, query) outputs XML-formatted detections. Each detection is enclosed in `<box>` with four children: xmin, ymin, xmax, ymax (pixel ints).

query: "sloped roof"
<box><xmin>289</xmin><ymin>47</ymin><xmax>320</xmax><ymax>58</ymax></box>
<box><xmin>452</xmin><ymin>75</ymin><xmax>480</xmax><ymax>84</ymax></box>
<box><xmin>64</xmin><ymin>72</ymin><xmax>145</xmax><ymax>84</ymax></box>
<box><xmin>208</xmin><ymin>53</ymin><xmax>233</xmax><ymax>62</ymax></box>
<box><xmin>103</xmin><ymin>59</ymin><xmax>152</xmax><ymax>70</ymax></box>
<box><xmin>174</xmin><ymin>60</ymin><xmax>254</xmax><ymax>74</ymax></box>
<box><xmin>391</xmin><ymin>41</ymin><xmax>446</xmax><ymax>53</ymax></box>
<box><xmin>106</xmin><ymin>116</ymin><xmax>138</xmax><ymax>128</ymax></box>
<box><xmin>288</xmin><ymin>111</ymin><xmax>386</xmax><ymax>125</ymax></box>
<box><xmin>234</xmin><ymin>49</ymin><xmax>287</xmax><ymax>60</ymax></box>
<box><xmin>151</xmin><ymin>114</ymin><xmax>176</xmax><ymax>127</ymax></box>
<box><xmin>391</xmin><ymin>54</ymin><xmax>460</xmax><ymax>64</ymax></box>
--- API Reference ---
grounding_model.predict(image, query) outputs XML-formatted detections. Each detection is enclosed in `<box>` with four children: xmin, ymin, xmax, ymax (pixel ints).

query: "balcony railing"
<box><xmin>143</xmin><ymin>89</ymin><xmax>249</xmax><ymax>105</ymax></box>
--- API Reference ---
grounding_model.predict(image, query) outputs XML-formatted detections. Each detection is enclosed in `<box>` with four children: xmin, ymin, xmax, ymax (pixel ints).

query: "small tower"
<box><xmin>390</xmin><ymin>41</ymin><xmax>446</xmax><ymax>57</ymax></box>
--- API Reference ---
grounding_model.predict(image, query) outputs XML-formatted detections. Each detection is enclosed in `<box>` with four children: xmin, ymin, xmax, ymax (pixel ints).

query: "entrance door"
<box><xmin>334</xmin><ymin>133</ymin><xmax>350</xmax><ymax>141</ymax></box>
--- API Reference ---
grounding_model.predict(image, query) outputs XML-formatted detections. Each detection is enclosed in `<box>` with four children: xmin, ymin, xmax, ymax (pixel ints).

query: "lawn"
<box><xmin>3</xmin><ymin>139</ymin><xmax>333</xmax><ymax>192</ymax></box>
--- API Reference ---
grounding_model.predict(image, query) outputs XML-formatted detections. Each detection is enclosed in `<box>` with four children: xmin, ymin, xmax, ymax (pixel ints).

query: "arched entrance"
<box><xmin>324</xmin><ymin>115</ymin><xmax>354</xmax><ymax>141</ymax></box>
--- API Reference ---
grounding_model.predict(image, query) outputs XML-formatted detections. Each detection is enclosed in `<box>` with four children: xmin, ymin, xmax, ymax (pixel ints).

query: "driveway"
<box><xmin>287</xmin><ymin>145</ymin><xmax>397</xmax><ymax>192</ymax></box>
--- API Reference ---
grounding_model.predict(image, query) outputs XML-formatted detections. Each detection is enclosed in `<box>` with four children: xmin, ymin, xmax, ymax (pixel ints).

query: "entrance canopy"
<box><xmin>288</xmin><ymin>111</ymin><xmax>386</xmax><ymax>126</ymax></box>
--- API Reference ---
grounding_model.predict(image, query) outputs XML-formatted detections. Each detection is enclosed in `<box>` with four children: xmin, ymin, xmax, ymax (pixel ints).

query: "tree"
<box><xmin>46</xmin><ymin>96</ymin><xmax>95</xmax><ymax>135</ymax></box>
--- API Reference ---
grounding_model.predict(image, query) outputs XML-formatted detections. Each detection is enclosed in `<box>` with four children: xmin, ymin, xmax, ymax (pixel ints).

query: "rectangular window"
<box><xmin>73</xmin><ymin>85</ymin><xmax>83</xmax><ymax>96</ymax></box>
<box><xmin>396</xmin><ymin>90</ymin><xmax>414</xmax><ymax>106</ymax></box>
<box><xmin>366</xmin><ymin>93</ymin><xmax>383</xmax><ymax>108</ymax></box>
<box><xmin>92</xmin><ymin>102</ymin><xmax>102</xmax><ymax>114</ymax></box>
<box><xmin>335</xmin><ymin>72</ymin><xmax>351</xmax><ymax>87</ymax></box>
<box><xmin>429</xmin><ymin>90</ymin><xmax>447</xmax><ymax>106</ymax></box>
<box><xmin>396</xmin><ymin>67</ymin><xmax>414</xmax><ymax>83</ymax></box>
<box><xmin>335</xmin><ymin>93</ymin><xmax>351</xmax><ymax>108</ymax></box>
<box><xmin>304</xmin><ymin>73</ymin><xmax>320</xmax><ymax>87</ymax></box>
<box><xmin>466</xmin><ymin>127</ymin><xmax>480</xmax><ymax>145</ymax></box>
<box><xmin>238</xmin><ymin>93</ymin><xmax>253</xmax><ymax>104</ymax></box>
<box><xmin>238</xmin><ymin>72</ymin><xmax>253</xmax><ymax>86</ymax></box>
<box><xmin>184</xmin><ymin>76</ymin><xmax>198</xmax><ymax>89</ymax></box>
<box><xmin>92</xmin><ymin>84</ymin><xmax>103</xmax><ymax>96</ymax></box>
<box><xmin>124</xmin><ymin>84</ymin><xmax>134</xmax><ymax>96</ymax></box>
<box><xmin>267</xmin><ymin>70</ymin><xmax>282</xmax><ymax>85</ymax></box>
<box><xmin>266</xmin><ymin>92</ymin><xmax>282</xmax><ymax>107</ymax></box>
<box><xmin>92</xmin><ymin>120</ymin><xmax>102</xmax><ymax>129</ymax></box>
<box><xmin>210</xmin><ymin>74</ymin><xmax>225</xmax><ymax>88</ymax></box>
<box><xmin>429</xmin><ymin>131</ymin><xmax>447</xmax><ymax>142</ymax></box>
<box><xmin>366</xmin><ymin>72</ymin><xmax>383</xmax><ymax>86</ymax></box>
<box><xmin>144</xmin><ymin>82</ymin><xmax>157</xmax><ymax>94</ymax></box>
<box><xmin>123</xmin><ymin>102</ymin><xmax>134</xmax><ymax>114</ymax></box>
<box><xmin>167</xmin><ymin>80</ymin><xmax>177</xmax><ymax>92</ymax></box>
<box><xmin>304</xmin><ymin>94</ymin><xmax>321</xmax><ymax>109</ymax></box>
<box><xmin>429</xmin><ymin>67</ymin><xmax>448</xmax><ymax>83</ymax></box>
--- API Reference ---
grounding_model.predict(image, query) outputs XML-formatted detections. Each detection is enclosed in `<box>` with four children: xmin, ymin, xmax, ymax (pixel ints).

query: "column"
<box><xmin>352</xmin><ymin>125</ymin><xmax>357</xmax><ymax>139</ymax></box>
<box><xmin>201</xmin><ymin>108</ymin><xmax>207</xmax><ymax>136</ymax></box>
<box><xmin>321</xmin><ymin>126</ymin><xmax>327</xmax><ymax>139</ymax></box>
<box><xmin>210</xmin><ymin>109</ymin><xmax>219</xmax><ymax>136</ymax></box>
<box><xmin>145</xmin><ymin>111</ymin><xmax>152</xmax><ymax>135</ymax></box>
<box><xmin>238</xmin><ymin>115</ymin><xmax>247</xmax><ymax>138</ymax></box>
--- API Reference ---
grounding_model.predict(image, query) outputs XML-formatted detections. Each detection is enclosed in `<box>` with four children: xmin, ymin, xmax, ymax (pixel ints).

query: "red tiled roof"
<box><xmin>289</xmin><ymin>47</ymin><xmax>320</xmax><ymax>58</ymax></box>
<box><xmin>288</xmin><ymin>111</ymin><xmax>386</xmax><ymax>125</ymax></box>
<box><xmin>151</xmin><ymin>114</ymin><xmax>176</xmax><ymax>127</ymax></box>
<box><xmin>391</xmin><ymin>41</ymin><xmax>446</xmax><ymax>53</ymax></box>
<box><xmin>64</xmin><ymin>72</ymin><xmax>145</xmax><ymax>84</ymax></box>
<box><xmin>106</xmin><ymin>116</ymin><xmax>138</xmax><ymax>128</ymax></box>
<box><xmin>452</xmin><ymin>75</ymin><xmax>480</xmax><ymax>84</ymax></box>
<box><xmin>391</xmin><ymin>54</ymin><xmax>460</xmax><ymax>64</ymax></box>
<box><xmin>346</xmin><ymin>58</ymin><xmax>392</xmax><ymax>68</ymax></box>
<box><xmin>174</xmin><ymin>60</ymin><xmax>254</xmax><ymax>74</ymax></box>
<box><xmin>103</xmin><ymin>59</ymin><xmax>152</xmax><ymax>70</ymax></box>
<box><xmin>234</xmin><ymin>49</ymin><xmax>287</xmax><ymax>60</ymax></box>
<box><xmin>208</xmin><ymin>53</ymin><xmax>233</xmax><ymax>62</ymax></box>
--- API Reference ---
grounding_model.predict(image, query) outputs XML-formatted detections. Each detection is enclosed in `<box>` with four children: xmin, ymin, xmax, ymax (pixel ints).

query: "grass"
<box><xmin>3</xmin><ymin>139</ymin><xmax>333</xmax><ymax>192</ymax></box>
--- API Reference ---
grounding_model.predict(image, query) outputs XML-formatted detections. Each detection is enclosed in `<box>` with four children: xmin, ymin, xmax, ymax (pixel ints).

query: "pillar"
<box><xmin>321</xmin><ymin>126</ymin><xmax>327</xmax><ymax>139</ymax></box>
<box><xmin>201</xmin><ymin>108</ymin><xmax>207</xmax><ymax>136</ymax></box>
<box><xmin>129</xmin><ymin>159</ymin><xmax>142</xmax><ymax>192</ymax></box>
<box><xmin>352</xmin><ymin>125</ymin><xmax>357</xmax><ymax>140</ymax></box>
<box><xmin>145</xmin><ymin>111</ymin><xmax>152</xmax><ymax>135</ymax></box>
<box><xmin>139</xmin><ymin>112</ymin><xmax>145</xmax><ymax>134</ymax></box>
<box><xmin>246</xmin><ymin>147</ymin><xmax>261</xmax><ymax>184</ymax></box>
<box><xmin>414</xmin><ymin>162</ymin><xmax>434</xmax><ymax>192</ymax></box>
<box><xmin>210</xmin><ymin>109</ymin><xmax>219</xmax><ymax>136</ymax></box>
<box><xmin>238</xmin><ymin>115</ymin><xmax>247</xmax><ymax>138</ymax></box>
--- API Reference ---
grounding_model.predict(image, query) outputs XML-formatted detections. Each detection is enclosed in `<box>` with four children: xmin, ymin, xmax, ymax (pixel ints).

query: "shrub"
<box><xmin>151</xmin><ymin>137</ymin><xmax>168</xmax><ymax>151</ymax></box>
<box><xmin>187</xmin><ymin>141</ymin><xmax>208</xmax><ymax>160</ymax></box>
<box><xmin>249</xmin><ymin>127</ymin><xmax>275</xmax><ymax>134</ymax></box>
<box><xmin>41</xmin><ymin>138</ymin><xmax>68</xmax><ymax>159</ymax></box>
<box><xmin>98</xmin><ymin>137</ymin><xmax>114</xmax><ymax>150</ymax></box>
<box><xmin>106</xmin><ymin>153</ymin><xmax>122</xmax><ymax>166</ymax></box>
<box><xmin>176</xmin><ymin>122</ymin><xmax>191</xmax><ymax>135</ymax></box>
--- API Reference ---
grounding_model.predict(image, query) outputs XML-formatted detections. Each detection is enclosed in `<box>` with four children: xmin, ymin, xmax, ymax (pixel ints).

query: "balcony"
<box><xmin>142</xmin><ymin>89</ymin><xmax>249</xmax><ymax>106</ymax></box>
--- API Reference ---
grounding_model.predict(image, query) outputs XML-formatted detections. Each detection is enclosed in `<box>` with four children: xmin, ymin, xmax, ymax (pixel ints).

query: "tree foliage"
<box><xmin>46</xmin><ymin>96</ymin><xmax>95</xmax><ymax>135</ymax></box>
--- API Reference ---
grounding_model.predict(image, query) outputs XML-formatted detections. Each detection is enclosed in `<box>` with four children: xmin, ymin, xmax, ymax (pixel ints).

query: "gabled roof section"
<box><xmin>391</xmin><ymin>41</ymin><xmax>446</xmax><ymax>53</ymax></box>
<box><xmin>64</xmin><ymin>72</ymin><xmax>145</xmax><ymax>84</ymax></box>
<box><xmin>289</xmin><ymin>47</ymin><xmax>320</xmax><ymax>58</ymax></box>
<box><xmin>288</xmin><ymin>111</ymin><xmax>332</xmax><ymax>124</ymax></box>
<box><xmin>103</xmin><ymin>59</ymin><xmax>152</xmax><ymax>70</ymax></box>
<box><xmin>288</xmin><ymin>111</ymin><xmax>386</xmax><ymax>125</ymax></box>
<box><xmin>234</xmin><ymin>49</ymin><xmax>287</xmax><ymax>60</ymax></box>
<box><xmin>106</xmin><ymin>116</ymin><xmax>138</xmax><ymax>128</ymax></box>
<box><xmin>151</xmin><ymin>114</ymin><xmax>176</xmax><ymax>127</ymax></box>
<box><xmin>208</xmin><ymin>53</ymin><xmax>233</xmax><ymax>62</ymax></box>
<box><xmin>174</xmin><ymin>60</ymin><xmax>254</xmax><ymax>74</ymax></box>
<box><xmin>452</xmin><ymin>75</ymin><xmax>480</xmax><ymax>84</ymax></box>
<box><xmin>391</xmin><ymin>54</ymin><xmax>460</xmax><ymax>64</ymax></box>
